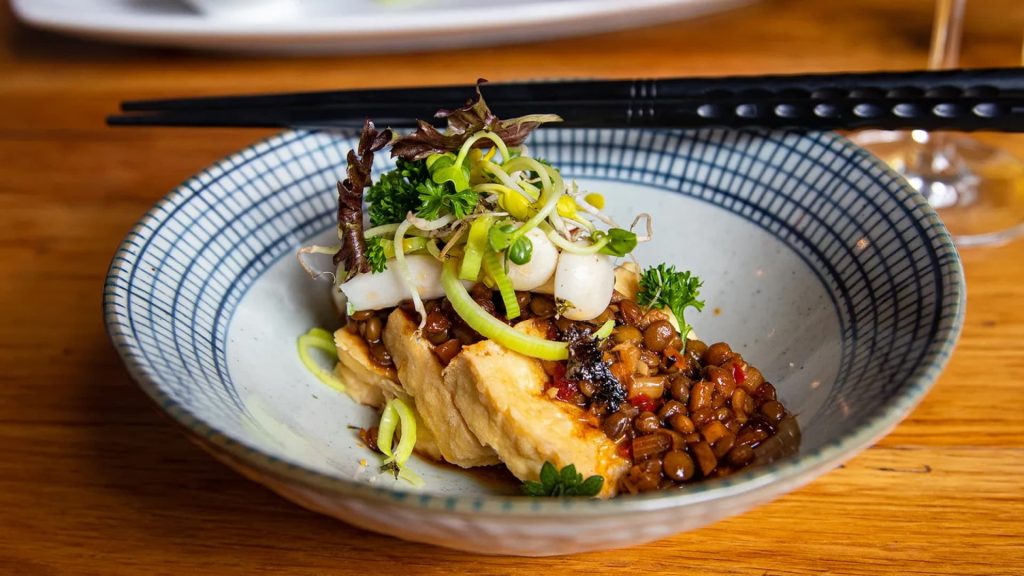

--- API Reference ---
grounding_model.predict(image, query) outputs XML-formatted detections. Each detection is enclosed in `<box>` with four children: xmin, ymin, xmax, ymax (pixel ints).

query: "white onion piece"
<box><xmin>341</xmin><ymin>255</ymin><xmax>448</xmax><ymax>312</ymax></box>
<box><xmin>506</xmin><ymin>227</ymin><xmax>559</xmax><ymax>291</ymax></box>
<box><xmin>554</xmin><ymin>253</ymin><xmax>615</xmax><ymax>320</ymax></box>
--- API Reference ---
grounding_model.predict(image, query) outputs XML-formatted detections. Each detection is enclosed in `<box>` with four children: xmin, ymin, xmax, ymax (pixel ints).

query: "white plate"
<box><xmin>12</xmin><ymin>0</ymin><xmax>751</xmax><ymax>54</ymax></box>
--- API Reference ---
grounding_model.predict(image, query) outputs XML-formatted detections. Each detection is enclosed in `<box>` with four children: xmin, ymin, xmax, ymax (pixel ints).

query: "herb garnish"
<box><xmin>365</xmin><ymin>236</ymin><xmax>388</xmax><ymax>274</ymax></box>
<box><xmin>365</xmin><ymin>158</ymin><xmax>428</xmax><ymax>226</ymax></box>
<box><xmin>416</xmin><ymin>179</ymin><xmax>478</xmax><ymax>220</ymax></box>
<box><xmin>636</xmin><ymin>264</ymin><xmax>705</xmax><ymax>337</ymax></box>
<box><xmin>521</xmin><ymin>461</ymin><xmax>604</xmax><ymax>497</ymax></box>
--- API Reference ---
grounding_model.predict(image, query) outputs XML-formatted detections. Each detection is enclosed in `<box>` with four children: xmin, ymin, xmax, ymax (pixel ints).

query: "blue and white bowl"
<box><xmin>104</xmin><ymin>128</ymin><xmax>964</xmax><ymax>556</ymax></box>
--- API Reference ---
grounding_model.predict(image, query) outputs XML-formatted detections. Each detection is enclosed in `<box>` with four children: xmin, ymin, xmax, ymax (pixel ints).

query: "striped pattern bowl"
<box><xmin>104</xmin><ymin>128</ymin><xmax>964</xmax><ymax>556</ymax></box>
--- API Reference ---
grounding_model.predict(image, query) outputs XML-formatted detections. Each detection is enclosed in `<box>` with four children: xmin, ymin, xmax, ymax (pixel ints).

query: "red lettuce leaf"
<box><xmin>390</xmin><ymin>82</ymin><xmax>561</xmax><ymax>161</ymax></box>
<box><xmin>334</xmin><ymin>120</ymin><xmax>392</xmax><ymax>279</ymax></box>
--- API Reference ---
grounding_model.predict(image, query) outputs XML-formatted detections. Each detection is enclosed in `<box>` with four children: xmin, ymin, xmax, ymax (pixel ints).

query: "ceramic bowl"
<box><xmin>104</xmin><ymin>128</ymin><xmax>964</xmax><ymax>556</ymax></box>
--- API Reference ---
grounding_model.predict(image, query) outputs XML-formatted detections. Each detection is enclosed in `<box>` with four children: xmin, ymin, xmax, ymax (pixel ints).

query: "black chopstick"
<box><xmin>108</xmin><ymin>93</ymin><xmax>1024</xmax><ymax>133</ymax></box>
<box><xmin>120</xmin><ymin>67</ymin><xmax>1024</xmax><ymax>113</ymax></box>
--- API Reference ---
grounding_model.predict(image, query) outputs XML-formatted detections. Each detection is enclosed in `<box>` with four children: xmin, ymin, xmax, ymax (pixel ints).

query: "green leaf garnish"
<box><xmin>488</xmin><ymin>222</ymin><xmax>516</xmax><ymax>252</ymax></box>
<box><xmin>416</xmin><ymin>179</ymin><xmax>478</xmax><ymax>221</ymax></box>
<box><xmin>521</xmin><ymin>461</ymin><xmax>604</xmax><ymax>497</ymax></box>
<box><xmin>636</xmin><ymin>263</ymin><xmax>705</xmax><ymax>337</ymax></box>
<box><xmin>365</xmin><ymin>158</ymin><xmax>429</xmax><ymax>226</ymax></box>
<box><xmin>598</xmin><ymin>228</ymin><xmax>638</xmax><ymax>257</ymax></box>
<box><xmin>366</xmin><ymin>236</ymin><xmax>388</xmax><ymax>274</ymax></box>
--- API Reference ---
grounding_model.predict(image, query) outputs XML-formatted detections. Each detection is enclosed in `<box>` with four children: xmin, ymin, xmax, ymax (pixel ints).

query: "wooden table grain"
<box><xmin>2</xmin><ymin>0</ymin><xmax>1023</xmax><ymax>574</ymax></box>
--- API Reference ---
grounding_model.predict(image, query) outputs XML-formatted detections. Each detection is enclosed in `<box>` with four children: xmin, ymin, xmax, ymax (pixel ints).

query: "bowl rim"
<box><xmin>103</xmin><ymin>128</ymin><xmax>965</xmax><ymax>516</ymax></box>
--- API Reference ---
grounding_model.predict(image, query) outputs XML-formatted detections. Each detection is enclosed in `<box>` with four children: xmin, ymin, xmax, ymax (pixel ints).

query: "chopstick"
<box><xmin>108</xmin><ymin>67</ymin><xmax>1024</xmax><ymax>133</ymax></box>
<box><xmin>120</xmin><ymin>68</ymin><xmax>1024</xmax><ymax>111</ymax></box>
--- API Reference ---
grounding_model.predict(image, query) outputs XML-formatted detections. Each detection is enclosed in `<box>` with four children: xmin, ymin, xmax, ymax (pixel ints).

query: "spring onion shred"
<box><xmin>386</xmin><ymin>398</ymin><xmax>418</xmax><ymax>466</ymax></box>
<box><xmin>376</xmin><ymin>398</ymin><xmax>421</xmax><ymax>487</ymax></box>
<box><xmin>441</xmin><ymin>259</ymin><xmax>568</xmax><ymax>360</ymax></box>
<box><xmin>483</xmin><ymin>249</ymin><xmax>520</xmax><ymax>320</ymax></box>
<box><xmin>594</xmin><ymin>319</ymin><xmax>616</xmax><ymax>340</ymax></box>
<box><xmin>296</xmin><ymin>328</ymin><xmax>345</xmax><ymax>392</ymax></box>
<box><xmin>376</xmin><ymin>402</ymin><xmax>399</xmax><ymax>459</ymax></box>
<box><xmin>393</xmin><ymin>217</ymin><xmax>427</xmax><ymax>328</ymax></box>
<box><xmin>456</xmin><ymin>131</ymin><xmax>510</xmax><ymax>168</ymax></box>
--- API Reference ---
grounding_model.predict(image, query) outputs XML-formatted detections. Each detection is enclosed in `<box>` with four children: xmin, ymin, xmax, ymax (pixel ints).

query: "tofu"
<box><xmin>383</xmin><ymin>310</ymin><xmax>499</xmax><ymax>467</ymax></box>
<box><xmin>333</xmin><ymin>328</ymin><xmax>442</xmax><ymax>461</ymax></box>
<box><xmin>443</xmin><ymin>321</ymin><xmax>630</xmax><ymax>498</ymax></box>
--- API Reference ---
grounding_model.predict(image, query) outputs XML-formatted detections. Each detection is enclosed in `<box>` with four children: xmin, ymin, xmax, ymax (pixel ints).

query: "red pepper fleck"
<box><xmin>733</xmin><ymin>363</ymin><xmax>746</xmax><ymax>385</ymax></box>
<box><xmin>630</xmin><ymin>394</ymin><xmax>657</xmax><ymax>413</ymax></box>
<box><xmin>550</xmin><ymin>363</ymin><xmax>578</xmax><ymax>402</ymax></box>
<box><xmin>555</xmin><ymin>380</ymin><xmax>579</xmax><ymax>402</ymax></box>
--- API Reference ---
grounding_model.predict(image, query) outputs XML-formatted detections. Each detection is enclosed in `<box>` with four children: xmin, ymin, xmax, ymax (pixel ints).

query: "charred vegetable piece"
<box><xmin>563</xmin><ymin>326</ymin><xmax>626</xmax><ymax>413</ymax></box>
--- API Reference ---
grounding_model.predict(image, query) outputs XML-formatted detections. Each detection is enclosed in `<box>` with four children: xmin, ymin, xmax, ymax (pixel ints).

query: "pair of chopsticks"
<box><xmin>108</xmin><ymin>67</ymin><xmax>1024</xmax><ymax>132</ymax></box>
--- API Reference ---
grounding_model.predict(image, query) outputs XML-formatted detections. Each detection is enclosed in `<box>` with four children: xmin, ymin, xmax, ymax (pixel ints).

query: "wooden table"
<box><xmin>2</xmin><ymin>0</ymin><xmax>1023</xmax><ymax>573</ymax></box>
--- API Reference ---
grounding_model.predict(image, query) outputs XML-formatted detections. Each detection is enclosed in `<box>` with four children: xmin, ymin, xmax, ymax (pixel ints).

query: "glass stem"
<box><xmin>909</xmin><ymin>0</ymin><xmax>969</xmax><ymax>208</ymax></box>
<box><xmin>928</xmin><ymin>0</ymin><xmax>967</xmax><ymax>70</ymax></box>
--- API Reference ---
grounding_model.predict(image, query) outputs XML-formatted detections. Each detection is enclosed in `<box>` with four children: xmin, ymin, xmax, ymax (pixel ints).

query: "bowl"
<box><xmin>104</xmin><ymin>127</ymin><xmax>964</xmax><ymax>556</ymax></box>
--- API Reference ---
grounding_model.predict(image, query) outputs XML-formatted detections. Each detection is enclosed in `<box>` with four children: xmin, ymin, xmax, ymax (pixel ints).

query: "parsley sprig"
<box><xmin>365</xmin><ymin>158</ymin><xmax>429</xmax><ymax>226</ymax></box>
<box><xmin>636</xmin><ymin>264</ymin><xmax>705</xmax><ymax>337</ymax></box>
<box><xmin>521</xmin><ymin>461</ymin><xmax>604</xmax><ymax>497</ymax></box>
<box><xmin>365</xmin><ymin>236</ymin><xmax>388</xmax><ymax>274</ymax></box>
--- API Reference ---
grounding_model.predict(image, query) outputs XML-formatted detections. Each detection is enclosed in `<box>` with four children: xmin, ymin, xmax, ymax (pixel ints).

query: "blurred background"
<box><xmin>6</xmin><ymin>0</ymin><xmax>1022</xmax><ymax>242</ymax></box>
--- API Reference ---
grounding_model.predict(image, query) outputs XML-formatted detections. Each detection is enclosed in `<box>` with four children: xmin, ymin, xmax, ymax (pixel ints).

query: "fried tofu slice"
<box><xmin>333</xmin><ymin>328</ymin><xmax>442</xmax><ymax>461</ymax></box>
<box><xmin>444</xmin><ymin>321</ymin><xmax>630</xmax><ymax>498</ymax></box>
<box><xmin>382</xmin><ymin>310</ymin><xmax>500</xmax><ymax>468</ymax></box>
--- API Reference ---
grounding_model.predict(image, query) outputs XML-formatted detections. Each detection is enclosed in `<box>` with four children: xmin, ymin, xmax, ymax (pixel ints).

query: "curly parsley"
<box><xmin>365</xmin><ymin>236</ymin><xmax>388</xmax><ymax>274</ymax></box>
<box><xmin>636</xmin><ymin>264</ymin><xmax>705</xmax><ymax>336</ymax></box>
<box><xmin>521</xmin><ymin>461</ymin><xmax>604</xmax><ymax>497</ymax></box>
<box><xmin>365</xmin><ymin>158</ymin><xmax>429</xmax><ymax>226</ymax></box>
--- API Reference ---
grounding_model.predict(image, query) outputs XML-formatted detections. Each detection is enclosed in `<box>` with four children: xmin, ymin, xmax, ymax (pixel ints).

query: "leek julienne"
<box><xmin>482</xmin><ymin>249</ymin><xmax>520</xmax><ymax>320</ymax></box>
<box><xmin>296</xmin><ymin>328</ymin><xmax>345</xmax><ymax>392</ymax></box>
<box><xmin>441</xmin><ymin>259</ymin><xmax>568</xmax><ymax>361</ymax></box>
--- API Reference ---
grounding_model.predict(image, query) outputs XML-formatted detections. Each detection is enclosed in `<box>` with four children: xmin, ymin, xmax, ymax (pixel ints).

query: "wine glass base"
<box><xmin>852</xmin><ymin>131</ymin><xmax>1024</xmax><ymax>247</ymax></box>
